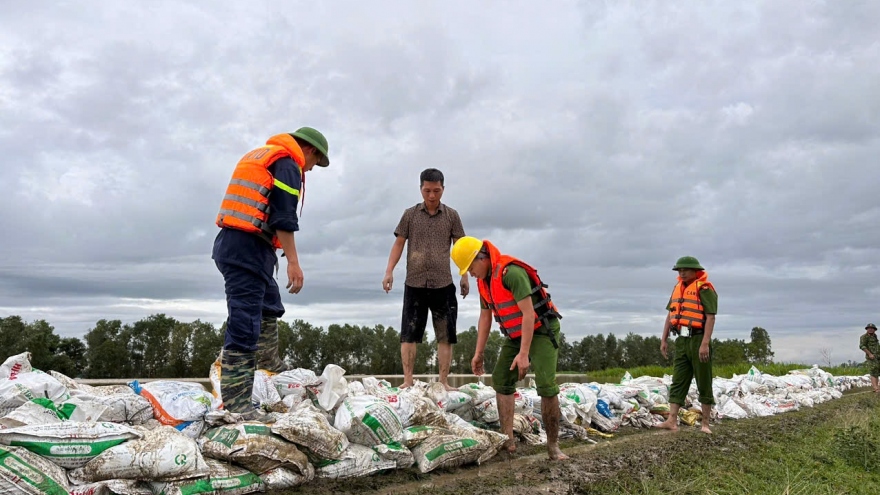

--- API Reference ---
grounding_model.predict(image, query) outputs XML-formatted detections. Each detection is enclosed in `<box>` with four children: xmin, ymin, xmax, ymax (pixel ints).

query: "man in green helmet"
<box><xmin>213</xmin><ymin>127</ymin><xmax>329</xmax><ymax>421</ymax></box>
<box><xmin>655</xmin><ymin>256</ymin><xmax>718</xmax><ymax>434</ymax></box>
<box><xmin>859</xmin><ymin>323</ymin><xmax>880</xmax><ymax>393</ymax></box>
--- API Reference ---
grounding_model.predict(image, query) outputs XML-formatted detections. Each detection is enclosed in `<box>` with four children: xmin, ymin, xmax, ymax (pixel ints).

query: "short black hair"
<box><xmin>420</xmin><ymin>168</ymin><xmax>444</xmax><ymax>187</ymax></box>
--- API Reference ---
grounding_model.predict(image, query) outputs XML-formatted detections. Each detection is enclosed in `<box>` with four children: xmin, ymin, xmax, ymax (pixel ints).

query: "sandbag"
<box><xmin>150</xmin><ymin>459</ymin><xmax>264</xmax><ymax>495</ymax></box>
<box><xmin>0</xmin><ymin>353</ymin><xmax>34</xmax><ymax>379</ymax></box>
<box><xmin>68</xmin><ymin>425</ymin><xmax>209</xmax><ymax>483</ymax></box>
<box><xmin>0</xmin><ymin>422</ymin><xmax>141</xmax><ymax>469</ymax></box>
<box><xmin>0</xmin><ymin>372</ymin><xmax>70</xmax><ymax>416</ymax></box>
<box><xmin>457</xmin><ymin>382</ymin><xmax>495</xmax><ymax>405</ymax></box>
<box><xmin>259</xmin><ymin>467</ymin><xmax>312</xmax><ymax>490</ymax></box>
<box><xmin>129</xmin><ymin>381</ymin><xmax>217</xmax><ymax>427</ymax></box>
<box><xmin>69</xmin><ymin>480</ymin><xmax>151</xmax><ymax>495</ymax></box>
<box><xmin>271</xmin><ymin>403</ymin><xmax>348</xmax><ymax>461</ymax></box>
<box><xmin>401</xmin><ymin>425</ymin><xmax>455</xmax><ymax>449</ymax></box>
<box><xmin>410</xmin><ymin>435</ymin><xmax>488</xmax><ymax>474</ymax></box>
<box><xmin>314</xmin><ymin>444</ymin><xmax>395</xmax><ymax>479</ymax></box>
<box><xmin>372</xmin><ymin>442</ymin><xmax>414</xmax><ymax>469</ymax></box>
<box><xmin>334</xmin><ymin>395</ymin><xmax>403</xmax><ymax>447</ymax></box>
<box><xmin>199</xmin><ymin>423</ymin><xmax>311</xmax><ymax>475</ymax></box>
<box><xmin>0</xmin><ymin>445</ymin><xmax>70</xmax><ymax>495</ymax></box>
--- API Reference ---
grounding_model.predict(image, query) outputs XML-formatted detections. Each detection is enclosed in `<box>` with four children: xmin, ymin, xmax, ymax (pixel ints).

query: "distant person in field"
<box><xmin>655</xmin><ymin>256</ymin><xmax>717</xmax><ymax>434</ymax></box>
<box><xmin>382</xmin><ymin>168</ymin><xmax>468</xmax><ymax>390</ymax></box>
<box><xmin>451</xmin><ymin>236</ymin><xmax>569</xmax><ymax>461</ymax></box>
<box><xmin>860</xmin><ymin>323</ymin><xmax>880</xmax><ymax>393</ymax></box>
<box><xmin>212</xmin><ymin>128</ymin><xmax>330</xmax><ymax>421</ymax></box>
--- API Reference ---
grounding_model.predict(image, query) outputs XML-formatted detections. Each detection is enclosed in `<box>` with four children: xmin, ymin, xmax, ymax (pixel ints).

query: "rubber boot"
<box><xmin>256</xmin><ymin>317</ymin><xmax>289</xmax><ymax>373</ymax></box>
<box><xmin>220</xmin><ymin>349</ymin><xmax>270</xmax><ymax>421</ymax></box>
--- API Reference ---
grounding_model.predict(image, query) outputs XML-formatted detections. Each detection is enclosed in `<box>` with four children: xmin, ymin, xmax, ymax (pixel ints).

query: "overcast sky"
<box><xmin>1</xmin><ymin>1</ymin><xmax>878</xmax><ymax>366</ymax></box>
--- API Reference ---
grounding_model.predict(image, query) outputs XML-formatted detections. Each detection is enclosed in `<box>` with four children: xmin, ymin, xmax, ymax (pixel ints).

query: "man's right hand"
<box><xmin>869</xmin><ymin>352</ymin><xmax>876</xmax><ymax>360</ymax></box>
<box><xmin>660</xmin><ymin>340</ymin><xmax>668</xmax><ymax>360</ymax></box>
<box><xmin>382</xmin><ymin>272</ymin><xmax>393</xmax><ymax>293</ymax></box>
<box><xmin>471</xmin><ymin>354</ymin><xmax>484</xmax><ymax>376</ymax></box>
<box><xmin>286</xmin><ymin>262</ymin><xmax>304</xmax><ymax>294</ymax></box>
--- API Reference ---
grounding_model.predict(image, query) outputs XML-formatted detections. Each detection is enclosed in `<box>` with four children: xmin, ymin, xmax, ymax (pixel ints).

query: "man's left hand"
<box><xmin>460</xmin><ymin>277</ymin><xmax>469</xmax><ymax>299</ymax></box>
<box><xmin>510</xmin><ymin>353</ymin><xmax>530</xmax><ymax>380</ymax></box>
<box><xmin>699</xmin><ymin>343</ymin><xmax>710</xmax><ymax>363</ymax></box>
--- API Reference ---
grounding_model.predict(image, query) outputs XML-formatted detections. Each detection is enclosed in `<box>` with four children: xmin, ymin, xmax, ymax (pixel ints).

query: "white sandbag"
<box><xmin>378</xmin><ymin>390</ymin><xmax>416</xmax><ymax>427</ymax></box>
<box><xmin>0</xmin><ymin>353</ymin><xmax>33</xmax><ymax>380</ymax></box>
<box><xmin>411</xmin><ymin>435</ymin><xmax>489</xmax><ymax>474</ymax></box>
<box><xmin>716</xmin><ymin>395</ymin><xmax>749</xmax><ymax>420</ymax></box>
<box><xmin>557</xmin><ymin>396</ymin><xmax>578</xmax><ymax>424</ymax></box>
<box><xmin>80</xmin><ymin>394</ymin><xmax>154</xmax><ymax>425</ymax></box>
<box><xmin>69</xmin><ymin>480</ymin><xmax>151</xmax><ymax>495</ymax></box>
<box><xmin>0</xmin><ymin>445</ymin><xmax>70</xmax><ymax>495</ymax></box>
<box><xmin>457</xmin><ymin>382</ymin><xmax>495</xmax><ymax>405</ymax></box>
<box><xmin>209</xmin><ymin>362</ymin><xmax>282</xmax><ymax>412</ymax></box>
<box><xmin>513</xmin><ymin>390</ymin><xmax>535</xmax><ymax>415</ymax></box>
<box><xmin>130</xmin><ymin>381</ymin><xmax>217</xmax><ymax>427</ymax></box>
<box><xmin>0</xmin><ymin>372</ymin><xmax>70</xmax><ymax>416</ymax></box>
<box><xmin>271</xmin><ymin>402</ymin><xmax>348</xmax><ymax>461</ymax></box>
<box><xmin>272</xmin><ymin>369</ymin><xmax>319</xmax><ymax>399</ymax></box>
<box><xmin>315</xmin><ymin>444</ymin><xmax>395</xmax><ymax>479</ymax></box>
<box><xmin>441</xmin><ymin>422</ymin><xmax>508</xmax><ymax>464</ymax></box>
<box><xmin>68</xmin><ymin>425</ymin><xmax>209</xmax><ymax>483</ymax></box>
<box><xmin>559</xmin><ymin>384</ymin><xmax>597</xmax><ymax>420</ymax></box>
<box><xmin>443</xmin><ymin>391</ymin><xmax>471</xmax><ymax>412</ymax></box>
<box><xmin>474</xmin><ymin>398</ymin><xmax>499</xmax><ymax>424</ymax></box>
<box><xmin>315</xmin><ymin>364</ymin><xmax>348</xmax><ymax>412</ymax></box>
<box><xmin>401</xmin><ymin>425</ymin><xmax>455</xmax><ymax>449</ymax></box>
<box><xmin>0</xmin><ymin>401</ymin><xmax>63</xmax><ymax>429</ymax></box>
<box><xmin>334</xmin><ymin>395</ymin><xmax>403</xmax><ymax>447</ymax></box>
<box><xmin>150</xmin><ymin>459</ymin><xmax>264</xmax><ymax>495</ymax></box>
<box><xmin>0</xmin><ymin>422</ymin><xmax>141</xmax><ymax>469</ymax></box>
<box><xmin>372</xmin><ymin>442</ymin><xmax>414</xmax><ymax>468</ymax></box>
<box><xmin>512</xmin><ymin>414</ymin><xmax>546</xmax><ymax>445</ymax></box>
<box><xmin>259</xmin><ymin>467</ymin><xmax>312</xmax><ymax>490</ymax></box>
<box><xmin>405</xmin><ymin>395</ymin><xmax>449</xmax><ymax>429</ymax></box>
<box><xmin>199</xmin><ymin>423</ymin><xmax>311</xmax><ymax>475</ymax></box>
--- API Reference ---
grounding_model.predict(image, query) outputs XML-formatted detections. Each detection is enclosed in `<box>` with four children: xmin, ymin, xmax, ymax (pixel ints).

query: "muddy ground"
<box><xmin>280</xmin><ymin>389</ymin><xmax>876</xmax><ymax>495</ymax></box>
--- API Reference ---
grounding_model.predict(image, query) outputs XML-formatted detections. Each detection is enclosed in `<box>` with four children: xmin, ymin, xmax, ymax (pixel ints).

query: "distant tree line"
<box><xmin>0</xmin><ymin>314</ymin><xmax>777</xmax><ymax>379</ymax></box>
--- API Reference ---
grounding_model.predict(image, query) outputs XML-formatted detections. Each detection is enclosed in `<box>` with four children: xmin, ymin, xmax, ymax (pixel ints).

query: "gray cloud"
<box><xmin>1</xmin><ymin>1</ymin><xmax>879</xmax><ymax>365</ymax></box>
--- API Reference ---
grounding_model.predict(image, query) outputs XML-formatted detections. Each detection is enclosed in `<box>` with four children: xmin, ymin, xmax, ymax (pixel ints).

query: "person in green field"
<box><xmin>655</xmin><ymin>256</ymin><xmax>717</xmax><ymax>434</ymax></box>
<box><xmin>451</xmin><ymin>236</ymin><xmax>568</xmax><ymax>461</ymax></box>
<box><xmin>859</xmin><ymin>323</ymin><xmax>880</xmax><ymax>393</ymax></box>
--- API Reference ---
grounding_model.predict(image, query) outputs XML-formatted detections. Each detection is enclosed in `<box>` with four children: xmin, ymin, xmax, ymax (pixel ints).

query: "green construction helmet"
<box><xmin>290</xmin><ymin>127</ymin><xmax>330</xmax><ymax>167</ymax></box>
<box><xmin>672</xmin><ymin>256</ymin><xmax>704</xmax><ymax>271</ymax></box>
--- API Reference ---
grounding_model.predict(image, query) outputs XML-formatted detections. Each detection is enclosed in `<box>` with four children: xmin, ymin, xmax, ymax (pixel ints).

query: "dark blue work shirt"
<box><xmin>212</xmin><ymin>157</ymin><xmax>302</xmax><ymax>279</ymax></box>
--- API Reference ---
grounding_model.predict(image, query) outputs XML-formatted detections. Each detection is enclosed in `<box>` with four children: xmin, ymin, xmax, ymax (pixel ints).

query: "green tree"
<box><xmin>191</xmin><ymin>320</ymin><xmax>223</xmax><ymax>378</ymax></box>
<box><xmin>713</xmin><ymin>338</ymin><xmax>748</xmax><ymax>365</ymax></box>
<box><xmin>747</xmin><ymin>326</ymin><xmax>774</xmax><ymax>364</ymax></box>
<box><xmin>0</xmin><ymin>316</ymin><xmax>28</xmax><ymax>362</ymax></box>
<box><xmin>283</xmin><ymin>319</ymin><xmax>325</xmax><ymax>372</ymax></box>
<box><xmin>53</xmin><ymin>337</ymin><xmax>87</xmax><ymax>377</ymax></box>
<box><xmin>83</xmin><ymin>319</ymin><xmax>130</xmax><ymax>378</ymax></box>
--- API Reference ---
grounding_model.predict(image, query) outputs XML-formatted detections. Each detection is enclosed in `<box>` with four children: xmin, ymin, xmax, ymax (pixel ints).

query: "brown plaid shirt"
<box><xmin>394</xmin><ymin>202</ymin><xmax>466</xmax><ymax>288</ymax></box>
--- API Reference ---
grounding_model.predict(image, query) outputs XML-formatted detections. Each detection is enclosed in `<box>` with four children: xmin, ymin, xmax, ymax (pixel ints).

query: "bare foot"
<box><xmin>503</xmin><ymin>438</ymin><xmax>516</xmax><ymax>454</ymax></box>
<box><xmin>654</xmin><ymin>420</ymin><xmax>678</xmax><ymax>432</ymax></box>
<box><xmin>400</xmin><ymin>382</ymin><xmax>413</xmax><ymax>389</ymax></box>
<box><xmin>701</xmin><ymin>424</ymin><xmax>713</xmax><ymax>434</ymax></box>
<box><xmin>441</xmin><ymin>383</ymin><xmax>458</xmax><ymax>392</ymax></box>
<box><xmin>547</xmin><ymin>444</ymin><xmax>569</xmax><ymax>461</ymax></box>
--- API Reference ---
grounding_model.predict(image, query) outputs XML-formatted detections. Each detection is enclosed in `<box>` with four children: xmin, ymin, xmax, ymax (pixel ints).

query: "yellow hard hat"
<box><xmin>451</xmin><ymin>236</ymin><xmax>483</xmax><ymax>275</ymax></box>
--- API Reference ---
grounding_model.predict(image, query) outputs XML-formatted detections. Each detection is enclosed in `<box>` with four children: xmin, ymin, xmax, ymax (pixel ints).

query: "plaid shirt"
<box><xmin>394</xmin><ymin>202</ymin><xmax>465</xmax><ymax>288</ymax></box>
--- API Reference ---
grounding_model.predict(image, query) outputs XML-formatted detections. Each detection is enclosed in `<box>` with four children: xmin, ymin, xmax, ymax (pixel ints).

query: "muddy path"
<box><xmin>281</xmin><ymin>390</ymin><xmax>877</xmax><ymax>495</ymax></box>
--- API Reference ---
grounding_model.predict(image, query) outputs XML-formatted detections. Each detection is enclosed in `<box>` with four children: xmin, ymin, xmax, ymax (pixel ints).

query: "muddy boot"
<box><xmin>221</xmin><ymin>349</ymin><xmax>258</xmax><ymax>414</ymax></box>
<box><xmin>256</xmin><ymin>317</ymin><xmax>289</xmax><ymax>373</ymax></box>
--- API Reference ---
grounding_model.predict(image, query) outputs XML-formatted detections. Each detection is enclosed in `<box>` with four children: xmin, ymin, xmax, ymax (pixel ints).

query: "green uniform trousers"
<box><xmin>668</xmin><ymin>335</ymin><xmax>715</xmax><ymax>406</ymax></box>
<box><xmin>492</xmin><ymin>326</ymin><xmax>561</xmax><ymax>397</ymax></box>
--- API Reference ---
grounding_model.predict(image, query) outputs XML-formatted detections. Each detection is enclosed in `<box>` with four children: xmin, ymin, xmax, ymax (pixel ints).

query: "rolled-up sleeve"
<box><xmin>267</xmin><ymin>157</ymin><xmax>301</xmax><ymax>232</ymax></box>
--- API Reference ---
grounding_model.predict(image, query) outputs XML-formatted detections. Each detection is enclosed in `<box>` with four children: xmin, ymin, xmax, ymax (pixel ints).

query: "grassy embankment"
<box><xmin>575</xmin><ymin>390</ymin><xmax>880</xmax><ymax>494</ymax></box>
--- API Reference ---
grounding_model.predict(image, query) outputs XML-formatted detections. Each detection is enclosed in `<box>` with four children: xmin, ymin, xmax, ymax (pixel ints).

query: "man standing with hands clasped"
<box><xmin>655</xmin><ymin>256</ymin><xmax>717</xmax><ymax>434</ymax></box>
<box><xmin>860</xmin><ymin>323</ymin><xmax>880</xmax><ymax>393</ymax></box>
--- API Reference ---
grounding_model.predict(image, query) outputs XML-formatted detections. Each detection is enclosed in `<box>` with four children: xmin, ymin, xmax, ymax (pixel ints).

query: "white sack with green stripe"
<box><xmin>0</xmin><ymin>422</ymin><xmax>141</xmax><ymax>469</ymax></box>
<box><xmin>0</xmin><ymin>445</ymin><xmax>71</xmax><ymax>495</ymax></box>
<box><xmin>333</xmin><ymin>395</ymin><xmax>403</xmax><ymax>447</ymax></box>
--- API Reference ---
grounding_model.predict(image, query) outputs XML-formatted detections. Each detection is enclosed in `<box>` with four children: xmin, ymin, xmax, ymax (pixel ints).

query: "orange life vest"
<box><xmin>477</xmin><ymin>241</ymin><xmax>561</xmax><ymax>340</ymax></box>
<box><xmin>668</xmin><ymin>272</ymin><xmax>714</xmax><ymax>330</ymax></box>
<box><xmin>215</xmin><ymin>134</ymin><xmax>305</xmax><ymax>248</ymax></box>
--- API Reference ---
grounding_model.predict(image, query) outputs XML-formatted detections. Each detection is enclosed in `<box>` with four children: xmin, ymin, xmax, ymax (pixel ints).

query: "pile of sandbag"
<box><xmin>0</xmin><ymin>350</ymin><xmax>872</xmax><ymax>493</ymax></box>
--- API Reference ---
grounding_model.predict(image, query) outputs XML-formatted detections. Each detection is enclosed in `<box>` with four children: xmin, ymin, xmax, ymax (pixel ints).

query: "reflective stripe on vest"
<box><xmin>668</xmin><ymin>278</ymin><xmax>712</xmax><ymax>329</ymax></box>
